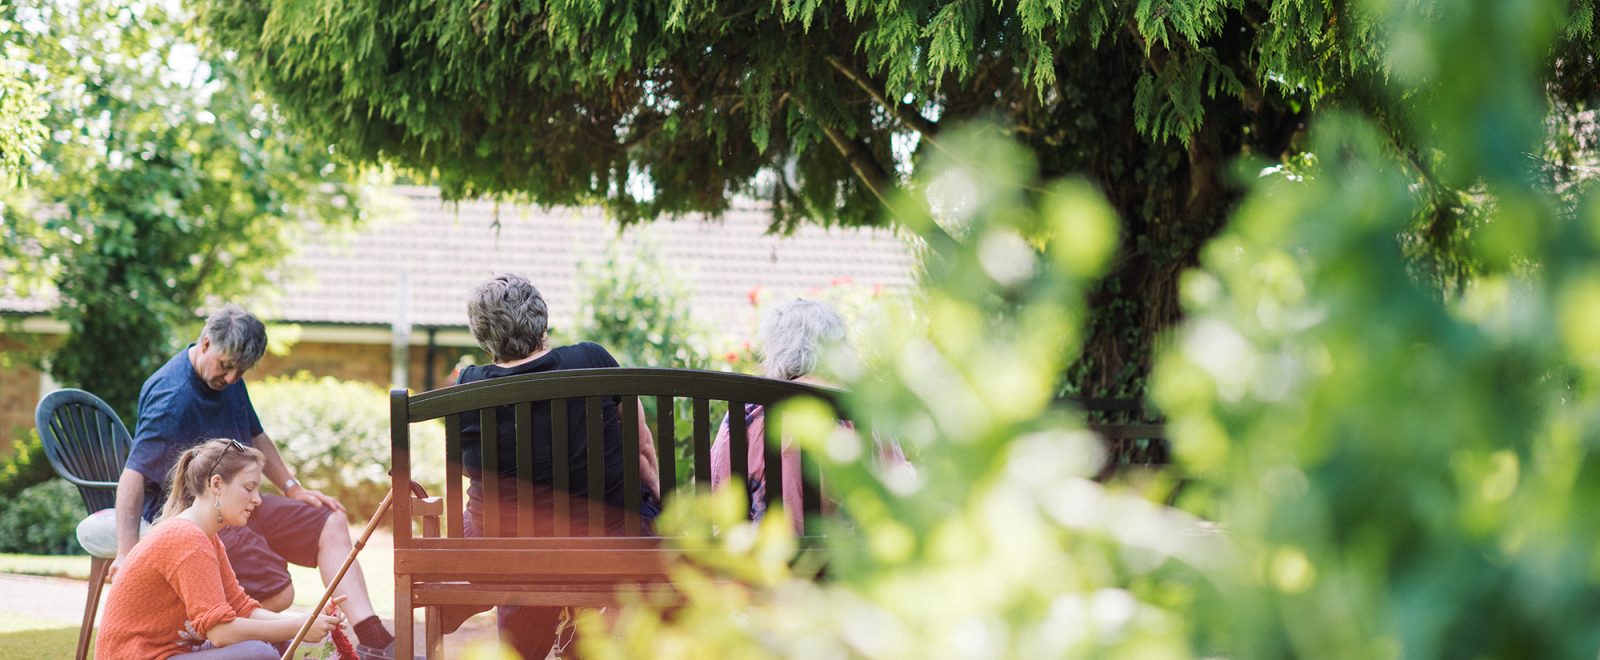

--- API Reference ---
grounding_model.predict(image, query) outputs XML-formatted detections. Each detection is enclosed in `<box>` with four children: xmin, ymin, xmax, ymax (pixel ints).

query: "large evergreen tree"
<box><xmin>190</xmin><ymin>1</ymin><xmax>1600</xmax><ymax>396</ymax></box>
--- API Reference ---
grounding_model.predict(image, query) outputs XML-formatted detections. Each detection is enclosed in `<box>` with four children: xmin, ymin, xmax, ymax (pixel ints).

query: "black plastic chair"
<box><xmin>35</xmin><ymin>388</ymin><xmax>132</xmax><ymax>660</ymax></box>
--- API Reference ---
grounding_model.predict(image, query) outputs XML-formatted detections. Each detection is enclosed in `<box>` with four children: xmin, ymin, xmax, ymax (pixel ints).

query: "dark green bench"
<box><xmin>389</xmin><ymin>367</ymin><xmax>842</xmax><ymax>658</ymax></box>
<box><xmin>1061</xmin><ymin>396</ymin><xmax>1169</xmax><ymax>471</ymax></box>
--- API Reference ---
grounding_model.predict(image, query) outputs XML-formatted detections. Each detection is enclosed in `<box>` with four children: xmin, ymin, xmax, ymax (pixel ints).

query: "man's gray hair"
<box><xmin>759</xmin><ymin>299</ymin><xmax>846</xmax><ymax>381</ymax></box>
<box><xmin>199</xmin><ymin>304</ymin><xmax>268</xmax><ymax>369</ymax></box>
<box><xmin>468</xmin><ymin>273</ymin><xmax>549</xmax><ymax>362</ymax></box>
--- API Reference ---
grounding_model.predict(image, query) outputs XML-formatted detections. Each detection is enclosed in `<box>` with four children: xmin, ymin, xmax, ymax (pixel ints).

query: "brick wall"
<box><xmin>0</xmin><ymin>334</ymin><xmax>54</xmax><ymax>456</ymax></box>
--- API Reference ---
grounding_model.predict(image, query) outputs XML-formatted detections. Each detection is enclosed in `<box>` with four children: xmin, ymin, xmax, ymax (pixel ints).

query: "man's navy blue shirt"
<box><xmin>126</xmin><ymin>345</ymin><xmax>263</xmax><ymax>520</ymax></box>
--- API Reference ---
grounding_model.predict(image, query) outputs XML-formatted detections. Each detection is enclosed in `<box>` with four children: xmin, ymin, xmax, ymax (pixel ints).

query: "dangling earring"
<box><xmin>215</xmin><ymin>497</ymin><xmax>223</xmax><ymax>524</ymax></box>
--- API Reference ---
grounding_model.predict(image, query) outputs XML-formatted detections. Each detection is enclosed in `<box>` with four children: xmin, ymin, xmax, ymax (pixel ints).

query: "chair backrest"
<box><xmin>391</xmin><ymin>368</ymin><xmax>844</xmax><ymax>547</ymax></box>
<box><xmin>35</xmin><ymin>389</ymin><xmax>133</xmax><ymax>514</ymax></box>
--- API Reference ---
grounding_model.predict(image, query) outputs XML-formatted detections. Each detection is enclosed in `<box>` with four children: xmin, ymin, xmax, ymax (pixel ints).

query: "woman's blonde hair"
<box><xmin>161</xmin><ymin>439</ymin><xmax>265</xmax><ymax>520</ymax></box>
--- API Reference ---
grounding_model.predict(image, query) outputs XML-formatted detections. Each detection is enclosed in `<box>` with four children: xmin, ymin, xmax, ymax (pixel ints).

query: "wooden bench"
<box><xmin>388</xmin><ymin>367</ymin><xmax>843</xmax><ymax>658</ymax></box>
<box><xmin>1060</xmin><ymin>396</ymin><xmax>1179</xmax><ymax>502</ymax></box>
<box><xmin>1062</xmin><ymin>396</ymin><xmax>1170</xmax><ymax>470</ymax></box>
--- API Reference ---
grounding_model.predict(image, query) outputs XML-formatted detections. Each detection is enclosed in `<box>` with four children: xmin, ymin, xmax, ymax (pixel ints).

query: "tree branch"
<box><xmin>825</xmin><ymin>56</ymin><xmax>941</xmax><ymax>139</ymax></box>
<box><xmin>792</xmin><ymin>95</ymin><xmax>892</xmax><ymax>207</ymax></box>
<box><xmin>820</xmin><ymin>122</ymin><xmax>891</xmax><ymax>206</ymax></box>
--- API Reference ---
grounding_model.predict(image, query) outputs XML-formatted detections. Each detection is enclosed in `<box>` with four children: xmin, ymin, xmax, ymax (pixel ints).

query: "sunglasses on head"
<box><xmin>210</xmin><ymin>439</ymin><xmax>249</xmax><ymax>477</ymax></box>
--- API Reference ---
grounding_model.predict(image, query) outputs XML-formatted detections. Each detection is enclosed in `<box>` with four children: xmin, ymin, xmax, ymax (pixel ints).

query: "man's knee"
<box><xmin>258</xmin><ymin>584</ymin><xmax>294</xmax><ymax>612</ymax></box>
<box><xmin>320</xmin><ymin>510</ymin><xmax>350</xmax><ymax>544</ymax></box>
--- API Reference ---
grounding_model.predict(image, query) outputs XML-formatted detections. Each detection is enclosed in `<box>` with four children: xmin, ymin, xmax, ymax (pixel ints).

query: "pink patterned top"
<box><xmin>710</xmin><ymin>403</ymin><xmax>909</xmax><ymax>533</ymax></box>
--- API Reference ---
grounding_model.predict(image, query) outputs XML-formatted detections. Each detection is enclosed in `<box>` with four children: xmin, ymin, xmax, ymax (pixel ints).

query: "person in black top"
<box><xmin>455</xmin><ymin>272</ymin><xmax>661</xmax><ymax>657</ymax></box>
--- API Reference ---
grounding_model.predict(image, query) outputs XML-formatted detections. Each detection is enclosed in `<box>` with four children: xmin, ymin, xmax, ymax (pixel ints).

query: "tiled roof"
<box><xmin>6</xmin><ymin>187</ymin><xmax>919</xmax><ymax>335</ymax></box>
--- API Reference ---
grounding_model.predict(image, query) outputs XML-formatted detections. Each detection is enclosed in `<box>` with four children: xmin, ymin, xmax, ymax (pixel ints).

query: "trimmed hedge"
<box><xmin>0</xmin><ymin>478</ymin><xmax>85</xmax><ymax>555</ymax></box>
<box><xmin>251</xmin><ymin>373</ymin><xmax>445</xmax><ymax>522</ymax></box>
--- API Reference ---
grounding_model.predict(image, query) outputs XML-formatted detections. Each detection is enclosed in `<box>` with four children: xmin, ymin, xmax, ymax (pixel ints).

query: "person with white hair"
<box><xmin>711</xmin><ymin>298</ymin><xmax>910</xmax><ymax>532</ymax></box>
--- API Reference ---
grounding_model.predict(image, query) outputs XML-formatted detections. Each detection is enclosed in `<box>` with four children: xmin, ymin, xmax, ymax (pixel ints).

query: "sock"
<box><xmin>354</xmin><ymin>615</ymin><xmax>394</xmax><ymax>650</ymax></box>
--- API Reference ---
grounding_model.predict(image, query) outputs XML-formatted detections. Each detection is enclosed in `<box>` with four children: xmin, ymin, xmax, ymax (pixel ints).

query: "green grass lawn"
<box><xmin>0</xmin><ymin>620</ymin><xmax>87</xmax><ymax>659</ymax></box>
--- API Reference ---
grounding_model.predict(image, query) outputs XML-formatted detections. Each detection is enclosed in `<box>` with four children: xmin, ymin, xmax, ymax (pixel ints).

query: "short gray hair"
<box><xmin>468</xmin><ymin>273</ymin><xmax>549</xmax><ymax>362</ymax></box>
<box><xmin>759</xmin><ymin>299</ymin><xmax>846</xmax><ymax>381</ymax></box>
<box><xmin>199</xmin><ymin>304</ymin><xmax>267</xmax><ymax>369</ymax></box>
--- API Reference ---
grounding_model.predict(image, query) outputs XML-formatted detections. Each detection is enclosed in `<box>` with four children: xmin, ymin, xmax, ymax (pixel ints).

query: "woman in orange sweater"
<box><xmin>96</xmin><ymin>439</ymin><xmax>343</xmax><ymax>659</ymax></box>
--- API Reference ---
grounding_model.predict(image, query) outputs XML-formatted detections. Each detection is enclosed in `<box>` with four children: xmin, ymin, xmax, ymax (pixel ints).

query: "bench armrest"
<box><xmin>412</xmin><ymin>496</ymin><xmax>444</xmax><ymax>538</ymax></box>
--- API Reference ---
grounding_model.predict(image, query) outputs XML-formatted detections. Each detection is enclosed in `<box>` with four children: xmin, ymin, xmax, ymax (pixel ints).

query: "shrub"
<box><xmin>0</xmin><ymin>478</ymin><xmax>85</xmax><ymax>555</ymax></box>
<box><xmin>569</xmin><ymin>233</ymin><xmax>710</xmax><ymax>373</ymax></box>
<box><xmin>569</xmin><ymin>235</ymin><xmax>719</xmax><ymax>487</ymax></box>
<box><xmin>0</xmin><ymin>429</ymin><xmax>57</xmax><ymax>502</ymax></box>
<box><xmin>250</xmin><ymin>373</ymin><xmax>446</xmax><ymax>522</ymax></box>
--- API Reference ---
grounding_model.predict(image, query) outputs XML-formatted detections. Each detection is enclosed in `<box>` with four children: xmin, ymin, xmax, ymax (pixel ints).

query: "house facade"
<box><xmin>0</xmin><ymin>186</ymin><xmax>917</xmax><ymax>452</ymax></box>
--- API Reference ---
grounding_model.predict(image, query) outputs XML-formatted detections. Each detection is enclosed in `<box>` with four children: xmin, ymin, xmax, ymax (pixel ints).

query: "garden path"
<box><xmin>0</xmin><ymin>570</ymin><xmax>505</xmax><ymax>657</ymax></box>
<box><xmin>0</xmin><ymin>572</ymin><xmax>92</xmax><ymax>627</ymax></box>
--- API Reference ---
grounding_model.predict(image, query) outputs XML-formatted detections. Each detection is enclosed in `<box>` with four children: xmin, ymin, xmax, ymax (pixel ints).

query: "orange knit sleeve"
<box><xmin>212</xmin><ymin>536</ymin><xmax>261</xmax><ymax>619</ymax></box>
<box><xmin>165</xmin><ymin>533</ymin><xmax>243</xmax><ymax>635</ymax></box>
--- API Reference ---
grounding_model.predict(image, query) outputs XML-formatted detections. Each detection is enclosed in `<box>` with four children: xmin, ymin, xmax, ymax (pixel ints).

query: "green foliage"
<box><xmin>0</xmin><ymin>54</ymin><xmax>45</xmax><ymax>185</ymax></box>
<box><xmin>0</xmin><ymin>0</ymin><xmax>366</xmax><ymax>419</ymax></box>
<box><xmin>580</xmin><ymin>128</ymin><xmax>1216</xmax><ymax>658</ymax></box>
<box><xmin>190</xmin><ymin>0</ymin><xmax>1320</xmax><ymax>220</ymax></box>
<box><xmin>1147</xmin><ymin>0</ymin><xmax>1600</xmax><ymax>657</ymax></box>
<box><xmin>0</xmin><ymin>479</ymin><xmax>84</xmax><ymax>555</ymax></box>
<box><xmin>0</xmin><ymin>429</ymin><xmax>56</xmax><ymax>503</ymax></box>
<box><xmin>570</xmin><ymin>234</ymin><xmax>709</xmax><ymax>372</ymax></box>
<box><xmin>250</xmin><ymin>373</ymin><xmax>446</xmax><ymax>522</ymax></box>
<box><xmin>191</xmin><ymin>0</ymin><xmax>1600</xmax><ymax>404</ymax></box>
<box><xmin>0</xmin><ymin>4</ymin><xmax>46</xmax><ymax>223</ymax></box>
<box><xmin>171</xmin><ymin>0</ymin><xmax>1374</xmax><ymax>399</ymax></box>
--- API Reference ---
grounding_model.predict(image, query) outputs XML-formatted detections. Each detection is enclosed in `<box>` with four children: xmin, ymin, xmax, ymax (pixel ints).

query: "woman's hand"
<box><xmin>304</xmin><ymin>595</ymin><xmax>347</xmax><ymax>644</ymax></box>
<box><xmin>302</xmin><ymin>612</ymin><xmax>342</xmax><ymax>644</ymax></box>
<box><xmin>324</xmin><ymin>594</ymin><xmax>350</xmax><ymax>623</ymax></box>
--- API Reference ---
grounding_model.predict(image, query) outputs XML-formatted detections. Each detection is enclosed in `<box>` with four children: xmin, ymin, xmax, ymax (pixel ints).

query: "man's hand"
<box><xmin>289</xmin><ymin>486</ymin><xmax>345</xmax><ymax>512</ymax></box>
<box><xmin>108</xmin><ymin>552</ymin><xmax>127</xmax><ymax>581</ymax></box>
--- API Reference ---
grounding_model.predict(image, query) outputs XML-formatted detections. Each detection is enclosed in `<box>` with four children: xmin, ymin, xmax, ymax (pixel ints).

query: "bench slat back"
<box><xmin>392</xmin><ymin>368</ymin><xmax>843</xmax><ymax>550</ymax></box>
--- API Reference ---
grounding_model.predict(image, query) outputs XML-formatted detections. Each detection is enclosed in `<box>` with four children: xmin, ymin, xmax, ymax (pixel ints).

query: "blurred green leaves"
<box><xmin>579</xmin><ymin>126</ymin><xmax>1221</xmax><ymax>659</ymax></box>
<box><xmin>1153</xmin><ymin>0</ymin><xmax>1600</xmax><ymax>657</ymax></box>
<box><xmin>574</xmin><ymin>0</ymin><xmax>1600</xmax><ymax>656</ymax></box>
<box><xmin>0</xmin><ymin>59</ymin><xmax>45</xmax><ymax>186</ymax></box>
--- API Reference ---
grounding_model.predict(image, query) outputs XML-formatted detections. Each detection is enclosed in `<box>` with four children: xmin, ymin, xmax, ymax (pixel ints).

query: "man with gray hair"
<box><xmin>103</xmin><ymin>304</ymin><xmax>403</xmax><ymax>658</ymax></box>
